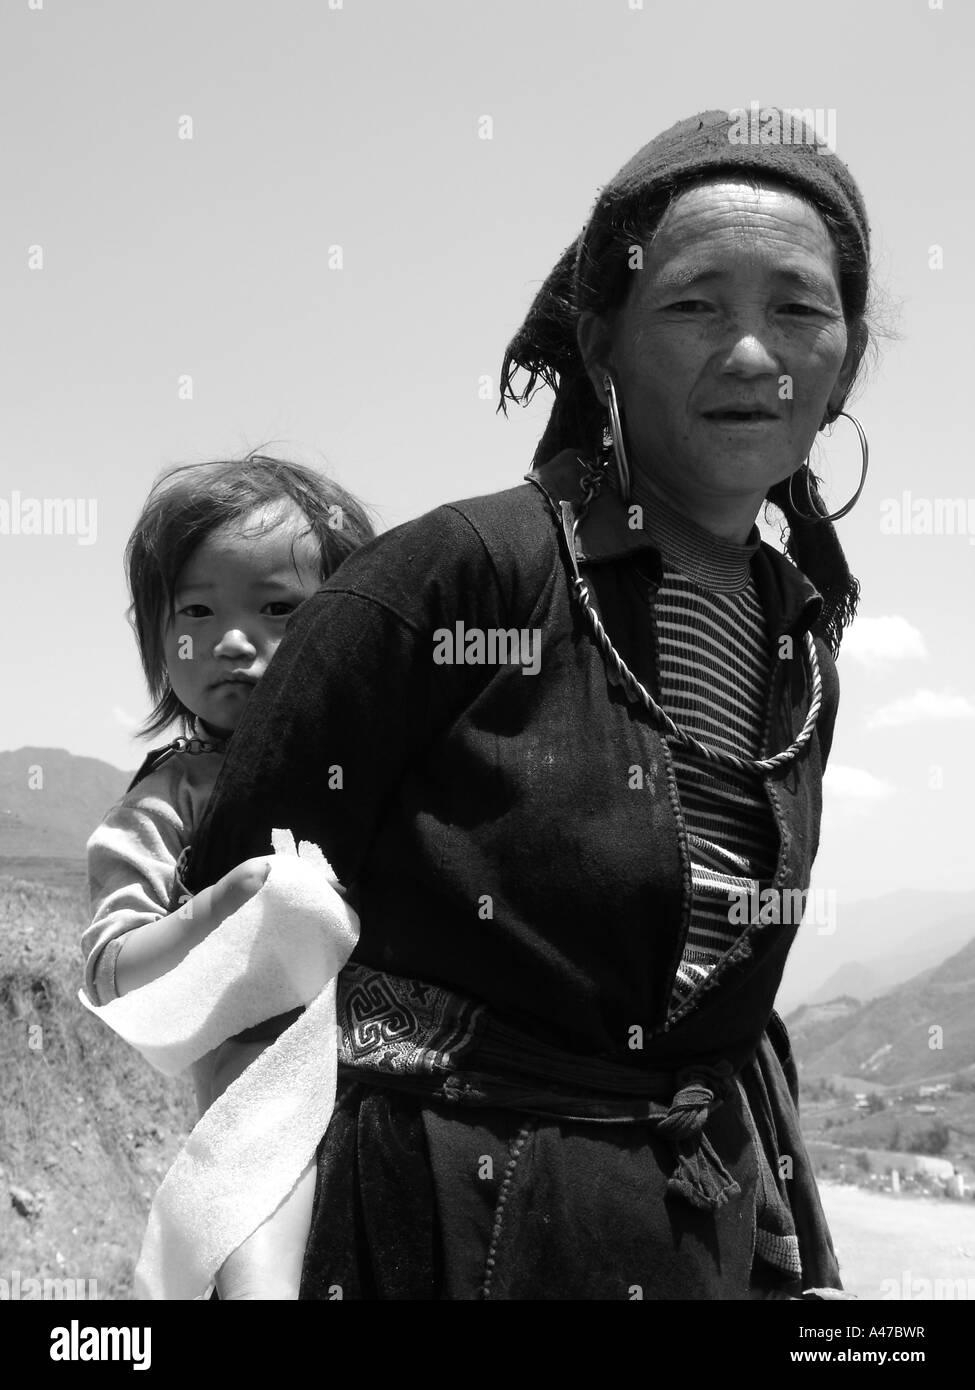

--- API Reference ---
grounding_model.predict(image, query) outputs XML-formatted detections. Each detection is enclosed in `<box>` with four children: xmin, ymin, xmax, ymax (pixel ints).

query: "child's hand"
<box><xmin>209</xmin><ymin>856</ymin><xmax>273</xmax><ymax>928</ymax></box>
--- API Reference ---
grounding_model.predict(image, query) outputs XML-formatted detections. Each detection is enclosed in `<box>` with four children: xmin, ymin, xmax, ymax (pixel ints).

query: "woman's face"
<box><xmin>579</xmin><ymin>180</ymin><xmax>860</xmax><ymax>530</ymax></box>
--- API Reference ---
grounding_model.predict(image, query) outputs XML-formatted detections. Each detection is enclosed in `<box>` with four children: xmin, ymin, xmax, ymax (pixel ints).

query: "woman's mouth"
<box><xmin>702</xmin><ymin>409</ymin><xmax>780</xmax><ymax>424</ymax></box>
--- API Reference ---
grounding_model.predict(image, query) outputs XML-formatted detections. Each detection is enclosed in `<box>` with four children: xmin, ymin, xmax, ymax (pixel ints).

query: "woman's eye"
<box><xmin>667</xmin><ymin>300</ymin><xmax>711</xmax><ymax>313</ymax></box>
<box><xmin>782</xmin><ymin>303</ymin><xmax>822</xmax><ymax>317</ymax></box>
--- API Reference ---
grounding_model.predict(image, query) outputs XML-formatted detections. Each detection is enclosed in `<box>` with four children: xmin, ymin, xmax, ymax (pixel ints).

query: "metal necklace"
<box><xmin>566</xmin><ymin>457</ymin><xmax>823</xmax><ymax>777</ymax></box>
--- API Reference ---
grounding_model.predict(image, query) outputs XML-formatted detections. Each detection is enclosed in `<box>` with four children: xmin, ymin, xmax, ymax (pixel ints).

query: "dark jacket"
<box><xmin>187</xmin><ymin>450</ymin><xmax>842</xmax><ymax>1294</ymax></box>
<box><xmin>189</xmin><ymin>450</ymin><xmax>837</xmax><ymax>1062</ymax></box>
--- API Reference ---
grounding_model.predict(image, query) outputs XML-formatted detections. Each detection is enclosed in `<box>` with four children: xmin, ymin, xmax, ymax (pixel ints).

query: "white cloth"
<box><xmin>78</xmin><ymin>832</ymin><xmax>359</xmax><ymax>1300</ymax></box>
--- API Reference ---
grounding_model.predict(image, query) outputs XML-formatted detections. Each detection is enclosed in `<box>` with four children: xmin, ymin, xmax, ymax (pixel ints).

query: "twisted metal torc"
<box><xmin>569</xmin><ymin>459</ymin><xmax>823</xmax><ymax>777</ymax></box>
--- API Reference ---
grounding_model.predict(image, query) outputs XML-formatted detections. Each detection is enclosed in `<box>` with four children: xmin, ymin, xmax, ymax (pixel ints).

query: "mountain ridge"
<box><xmin>777</xmin><ymin>887</ymin><xmax>975</xmax><ymax>1012</ymax></box>
<box><xmin>785</xmin><ymin>934</ymin><xmax>975</xmax><ymax>1085</ymax></box>
<box><xmin>0</xmin><ymin>747</ymin><xmax>134</xmax><ymax>860</ymax></box>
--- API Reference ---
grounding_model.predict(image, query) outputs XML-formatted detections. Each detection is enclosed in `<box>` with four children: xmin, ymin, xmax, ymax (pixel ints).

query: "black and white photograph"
<box><xmin>2</xmin><ymin>0</ymin><xmax>973</xmax><ymax>1364</ymax></box>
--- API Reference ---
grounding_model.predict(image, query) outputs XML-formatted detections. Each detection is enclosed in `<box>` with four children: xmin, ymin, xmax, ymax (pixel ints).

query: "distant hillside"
<box><xmin>0</xmin><ymin>747</ymin><xmax>130</xmax><ymax>860</ymax></box>
<box><xmin>777</xmin><ymin>889</ymin><xmax>975</xmax><ymax>1013</ymax></box>
<box><xmin>785</xmin><ymin>995</ymin><xmax>863</xmax><ymax>1062</ymax></box>
<box><xmin>805</xmin><ymin>961</ymin><xmax>881</xmax><ymax>1005</ymax></box>
<box><xmin>787</xmin><ymin>935</ymin><xmax>975</xmax><ymax>1085</ymax></box>
<box><xmin>799</xmin><ymin>913</ymin><xmax>975</xmax><ymax>1009</ymax></box>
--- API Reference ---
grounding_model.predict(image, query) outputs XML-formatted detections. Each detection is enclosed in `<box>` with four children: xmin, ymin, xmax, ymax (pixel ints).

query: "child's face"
<box><xmin>163</xmin><ymin>503</ymin><xmax>322</xmax><ymax>736</ymax></box>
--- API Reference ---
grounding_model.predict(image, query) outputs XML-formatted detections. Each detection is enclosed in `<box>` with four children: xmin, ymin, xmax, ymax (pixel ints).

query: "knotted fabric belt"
<box><xmin>337</xmin><ymin>963</ymin><xmax>743</xmax><ymax>1212</ymax></box>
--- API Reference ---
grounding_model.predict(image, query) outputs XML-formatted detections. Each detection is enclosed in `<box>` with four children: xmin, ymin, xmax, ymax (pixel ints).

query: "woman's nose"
<box><xmin>717</xmin><ymin>312</ymin><xmax>784</xmax><ymax>380</ymax></box>
<box><xmin>213</xmin><ymin>628</ymin><xmax>258</xmax><ymax>659</ymax></box>
<box><xmin>719</xmin><ymin>320</ymin><xmax>780</xmax><ymax>378</ymax></box>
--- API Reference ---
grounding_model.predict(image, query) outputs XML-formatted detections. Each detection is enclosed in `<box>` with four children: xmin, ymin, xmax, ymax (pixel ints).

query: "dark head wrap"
<box><xmin>584</xmin><ymin>108</ymin><xmax>866</xmax><ymax>308</ymax></box>
<box><xmin>501</xmin><ymin>108</ymin><xmax>872</xmax><ymax>654</ymax></box>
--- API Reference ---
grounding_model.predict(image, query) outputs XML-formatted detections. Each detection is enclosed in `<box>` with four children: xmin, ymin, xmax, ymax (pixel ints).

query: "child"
<box><xmin>82</xmin><ymin>453</ymin><xmax>374</xmax><ymax>1298</ymax></box>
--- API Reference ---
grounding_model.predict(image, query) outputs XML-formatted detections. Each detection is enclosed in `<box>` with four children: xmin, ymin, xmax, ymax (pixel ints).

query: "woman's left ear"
<box><xmin>825</xmin><ymin>320</ymin><xmax>868</xmax><ymax>424</ymax></box>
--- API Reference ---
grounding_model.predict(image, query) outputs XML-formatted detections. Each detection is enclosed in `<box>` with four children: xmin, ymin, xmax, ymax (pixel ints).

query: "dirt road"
<box><xmin>818</xmin><ymin>1182</ymin><xmax>975</xmax><ymax>1300</ymax></box>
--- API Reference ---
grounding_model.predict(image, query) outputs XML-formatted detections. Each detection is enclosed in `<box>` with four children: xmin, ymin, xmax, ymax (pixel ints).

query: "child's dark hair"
<box><xmin>127</xmin><ymin>453</ymin><xmax>376</xmax><ymax>737</ymax></box>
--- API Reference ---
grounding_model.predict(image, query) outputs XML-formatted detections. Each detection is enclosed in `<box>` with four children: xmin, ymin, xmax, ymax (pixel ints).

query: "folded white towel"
<box><xmin>78</xmin><ymin>832</ymin><xmax>359</xmax><ymax>1300</ymax></box>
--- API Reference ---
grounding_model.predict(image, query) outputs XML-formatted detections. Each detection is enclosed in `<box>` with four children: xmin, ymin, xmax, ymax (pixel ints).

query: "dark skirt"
<box><xmin>297</xmin><ymin>1020</ymin><xmax>841</xmax><ymax>1301</ymax></box>
<box><xmin>297</xmin><ymin>1078</ymin><xmax>773</xmax><ymax>1300</ymax></box>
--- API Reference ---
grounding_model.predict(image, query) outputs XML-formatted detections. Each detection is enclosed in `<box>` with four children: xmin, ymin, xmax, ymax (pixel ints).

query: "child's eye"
<box><xmin>177</xmin><ymin>604</ymin><xmax>212</xmax><ymax>619</ymax></box>
<box><xmin>263</xmin><ymin>601</ymin><xmax>299</xmax><ymax>618</ymax></box>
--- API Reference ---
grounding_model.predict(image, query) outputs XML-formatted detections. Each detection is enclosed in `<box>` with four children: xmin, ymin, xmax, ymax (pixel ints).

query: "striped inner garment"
<box><xmin>654</xmin><ymin>572</ymin><xmax>780</xmax><ymax>1010</ymax></box>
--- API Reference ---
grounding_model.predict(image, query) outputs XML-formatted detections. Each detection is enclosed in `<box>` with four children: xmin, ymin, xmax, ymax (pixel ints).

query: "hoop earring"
<box><xmin>787</xmin><ymin>411</ymin><xmax>869</xmax><ymax>523</ymax></box>
<box><xmin>603</xmin><ymin>374</ymin><xmax>632</xmax><ymax>505</ymax></box>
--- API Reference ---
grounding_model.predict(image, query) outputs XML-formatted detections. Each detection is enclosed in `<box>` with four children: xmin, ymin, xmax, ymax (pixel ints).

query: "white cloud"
<box><xmin>867</xmin><ymin>688</ymin><xmax>975</xmax><ymax>730</ymax></box>
<box><xmin>843</xmin><ymin>615</ymin><xmax>927</xmax><ymax>669</ymax></box>
<box><xmin>823</xmin><ymin>765</ymin><xmax>896</xmax><ymax>802</ymax></box>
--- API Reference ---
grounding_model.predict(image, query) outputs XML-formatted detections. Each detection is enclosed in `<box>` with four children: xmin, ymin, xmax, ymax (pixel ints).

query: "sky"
<box><xmin>3</xmin><ymin>0</ymin><xmax>974</xmax><ymax>907</ymax></box>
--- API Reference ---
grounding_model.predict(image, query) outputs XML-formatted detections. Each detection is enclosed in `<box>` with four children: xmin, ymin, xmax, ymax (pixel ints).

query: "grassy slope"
<box><xmin>0</xmin><ymin>874</ymin><xmax>195</xmax><ymax>1300</ymax></box>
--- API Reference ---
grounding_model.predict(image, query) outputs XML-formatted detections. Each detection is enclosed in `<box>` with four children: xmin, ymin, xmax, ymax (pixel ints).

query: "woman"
<box><xmin>186</xmin><ymin>109</ymin><xmax>874</xmax><ymax>1299</ymax></box>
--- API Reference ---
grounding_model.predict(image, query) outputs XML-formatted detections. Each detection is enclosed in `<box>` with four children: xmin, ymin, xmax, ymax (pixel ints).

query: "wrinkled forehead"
<box><xmin>644</xmin><ymin>178</ymin><xmax>840</xmax><ymax>282</ymax></box>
